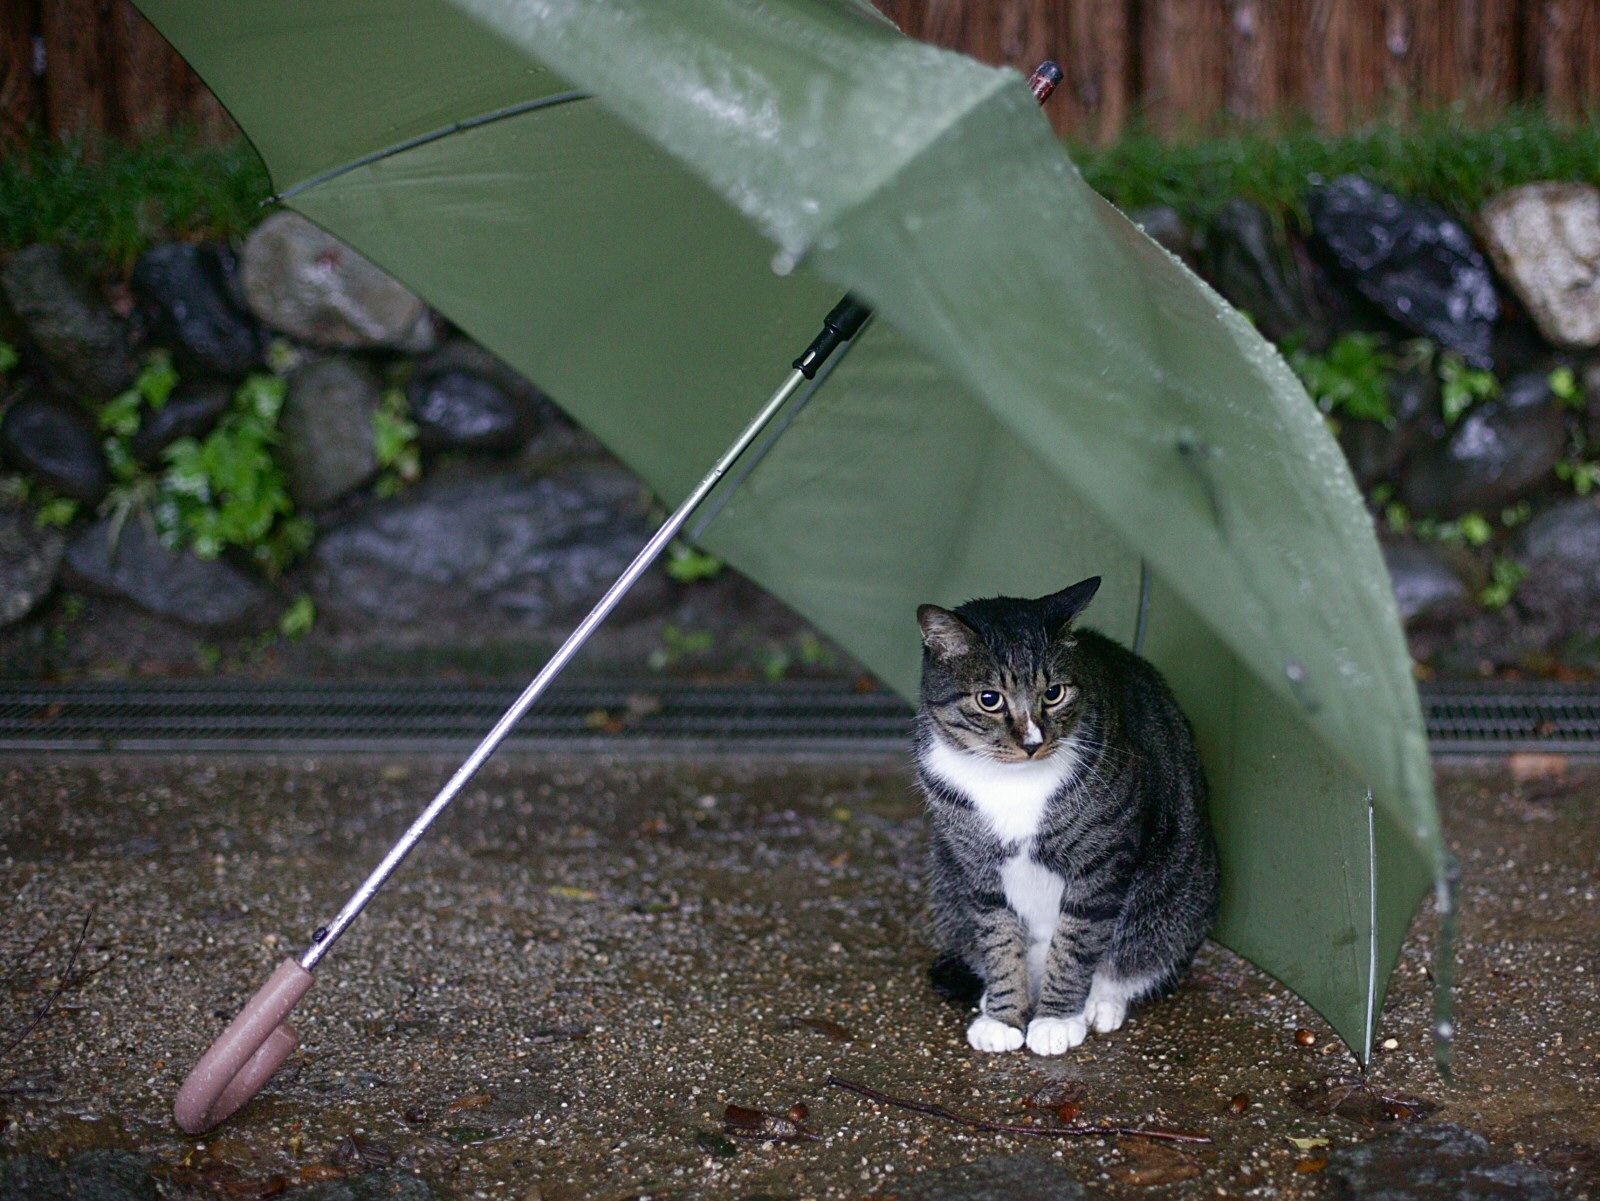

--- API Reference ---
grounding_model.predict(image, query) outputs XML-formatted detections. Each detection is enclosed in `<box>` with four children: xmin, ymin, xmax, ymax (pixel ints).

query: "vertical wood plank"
<box><xmin>107</xmin><ymin>0</ymin><xmax>184</xmax><ymax>137</ymax></box>
<box><xmin>1140</xmin><ymin>0</ymin><xmax>1230</xmax><ymax>136</ymax></box>
<box><xmin>1224</xmin><ymin>0</ymin><xmax>1280</xmax><ymax>124</ymax></box>
<box><xmin>41</xmin><ymin>0</ymin><xmax>113</xmax><ymax>141</ymax></box>
<box><xmin>0</xmin><ymin>0</ymin><xmax>41</xmax><ymax>145</ymax></box>
<box><xmin>1527</xmin><ymin>0</ymin><xmax>1600</xmax><ymax>116</ymax></box>
<box><xmin>1059</xmin><ymin>0</ymin><xmax>1133</xmax><ymax>142</ymax></box>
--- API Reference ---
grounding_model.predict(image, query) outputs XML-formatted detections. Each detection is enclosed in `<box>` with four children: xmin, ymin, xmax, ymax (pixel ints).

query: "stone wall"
<box><xmin>3</xmin><ymin>178</ymin><xmax>1600</xmax><ymax>682</ymax></box>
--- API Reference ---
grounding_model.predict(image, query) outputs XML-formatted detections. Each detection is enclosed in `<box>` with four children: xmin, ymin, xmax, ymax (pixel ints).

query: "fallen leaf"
<box><xmin>1228</xmin><ymin>1092</ymin><xmax>1250</xmax><ymax>1115</ymax></box>
<box><xmin>1509</xmin><ymin>751</ymin><xmax>1568</xmax><ymax>782</ymax></box>
<box><xmin>1112</xmin><ymin>1140</ymin><xmax>1201</xmax><ymax>1186</ymax></box>
<box><xmin>448</xmin><ymin>1093</ymin><xmax>493</xmax><ymax>1113</ymax></box>
<box><xmin>1295</xmin><ymin>1156</ymin><xmax>1329</xmax><ymax>1173</ymax></box>
<box><xmin>297</xmin><ymin>1165</ymin><xmax>345</xmax><ymax>1183</ymax></box>
<box><xmin>723</xmin><ymin>1102</ymin><xmax>819</xmax><ymax>1142</ymax></box>
<box><xmin>788</xmin><ymin>1015</ymin><xmax>854</xmax><ymax>1042</ymax></box>
<box><xmin>1289</xmin><ymin>1078</ymin><xmax>1436</xmax><ymax>1126</ymax></box>
<box><xmin>1288</xmin><ymin>1136</ymin><xmax>1330</xmax><ymax>1151</ymax></box>
<box><xmin>547</xmin><ymin>885</ymin><xmax>598</xmax><ymax>901</ymax></box>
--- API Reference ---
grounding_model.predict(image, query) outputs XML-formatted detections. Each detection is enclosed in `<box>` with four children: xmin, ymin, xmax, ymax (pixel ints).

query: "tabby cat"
<box><xmin>915</xmin><ymin>576</ymin><xmax>1219</xmax><ymax>1055</ymax></box>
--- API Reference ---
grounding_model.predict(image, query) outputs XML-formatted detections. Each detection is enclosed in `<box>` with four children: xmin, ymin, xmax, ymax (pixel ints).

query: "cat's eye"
<box><xmin>1042</xmin><ymin>683</ymin><xmax>1068</xmax><ymax>706</ymax></box>
<box><xmin>974</xmin><ymin>690</ymin><xmax>1005</xmax><ymax>713</ymax></box>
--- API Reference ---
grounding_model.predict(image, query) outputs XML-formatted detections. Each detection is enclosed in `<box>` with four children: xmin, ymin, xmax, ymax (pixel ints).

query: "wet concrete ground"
<box><xmin>0</xmin><ymin>753</ymin><xmax>1595</xmax><ymax>1199</ymax></box>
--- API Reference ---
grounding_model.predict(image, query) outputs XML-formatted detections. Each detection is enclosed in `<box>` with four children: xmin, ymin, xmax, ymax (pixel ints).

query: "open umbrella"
<box><xmin>131</xmin><ymin>0</ymin><xmax>1451</xmax><ymax>1134</ymax></box>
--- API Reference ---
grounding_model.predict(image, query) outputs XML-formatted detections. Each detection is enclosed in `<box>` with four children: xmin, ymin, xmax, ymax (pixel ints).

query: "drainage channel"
<box><xmin>1</xmin><ymin>679</ymin><xmax>1598</xmax><ymax>757</ymax></box>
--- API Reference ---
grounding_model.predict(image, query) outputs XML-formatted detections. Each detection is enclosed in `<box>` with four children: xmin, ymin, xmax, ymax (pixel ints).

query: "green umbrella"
<box><xmin>134</xmin><ymin>0</ymin><xmax>1450</xmax><ymax>1132</ymax></box>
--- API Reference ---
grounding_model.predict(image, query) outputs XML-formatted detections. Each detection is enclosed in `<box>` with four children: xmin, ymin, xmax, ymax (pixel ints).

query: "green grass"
<box><xmin>1070</xmin><ymin>108</ymin><xmax>1600</xmax><ymax>226</ymax></box>
<box><xmin>1</xmin><ymin>109</ymin><xmax>1596</xmax><ymax>269</ymax></box>
<box><xmin>0</xmin><ymin>128</ymin><xmax>269</xmax><ymax>271</ymax></box>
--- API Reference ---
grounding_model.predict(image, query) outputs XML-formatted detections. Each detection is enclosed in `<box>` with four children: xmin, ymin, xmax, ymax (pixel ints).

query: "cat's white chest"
<box><xmin>922</xmin><ymin>735</ymin><xmax>1079</xmax><ymax>845</ymax></box>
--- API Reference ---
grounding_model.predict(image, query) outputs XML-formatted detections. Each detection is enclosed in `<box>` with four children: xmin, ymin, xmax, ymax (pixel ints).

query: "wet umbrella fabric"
<box><xmin>134</xmin><ymin>0</ymin><xmax>1446</xmax><ymax>1067</ymax></box>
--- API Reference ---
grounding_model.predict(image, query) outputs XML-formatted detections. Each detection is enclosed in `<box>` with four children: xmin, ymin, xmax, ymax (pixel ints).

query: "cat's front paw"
<box><xmin>966</xmin><ymin>1015</ymin><xmax>1024</xmax><ymax>1053</ymax></box>
<box><xmin>1026</xmin><ymin>1014</ymin><xmax>1088</xmax><ymax>1056</ymax></box>
<box><xmin>1085</xmin><ymin>995</ymin><xmax>1128</xmax><ymax>1033</ymax></box>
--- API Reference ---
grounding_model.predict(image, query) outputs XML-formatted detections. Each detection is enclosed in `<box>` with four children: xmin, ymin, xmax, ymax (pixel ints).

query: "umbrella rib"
<box><xmin>1362</xmin><ymin>790</ymin><xmax>1377</xmax><ymax>1064</ymax></box>
<box><xmin>270</xmin><ymin>90</ymin><xmax>592</xmax><ymax>204</ymax></box>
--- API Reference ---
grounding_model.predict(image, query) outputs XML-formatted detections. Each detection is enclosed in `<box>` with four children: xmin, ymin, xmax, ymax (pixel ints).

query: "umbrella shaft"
<box><xmin>299</xmin><ymin>368</ymin><xmax>809</xmax><ymax>970</ymax></box>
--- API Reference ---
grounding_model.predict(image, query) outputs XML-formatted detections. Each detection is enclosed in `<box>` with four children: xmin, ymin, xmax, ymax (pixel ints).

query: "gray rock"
<box><xmin>1480</xmin><ymin>183</ymin><xmax>1600</xmax><ymax>349</ymax></box>
<box><xmin>1338</xmin><ymin>366</ymin><xmax>1438</xmax><ymax>489</ymax></box>
<box><xmin>0</xmin><ymin>1150</ymin><xmax>158</xmax><ymax>1200</ymax></box>
<box><xmin>893</xmin><ymin>1153</ymin><xmax>1088</xmax><ymax>1201</ymax></box>
<box><xmin>131</xmin><ymin>241</ymin><xmax>262</xmax><ymax>376</ymax></box>
<box><xmin>1129</xmin><ymin>205</ymin><xmax>1197</xmax><ymax>264</ymax></box>
<box><xmin>128</xmin><ymin>379</ymin><xmax>232</xmax><ymax>466</ymax></box>
<box><xmin>0</xmin><ymin>506</ymin><xmax>64</xmax><ymax>626</ymax></box>
<box><xmin>0</xmin><ymin>392</ymin><xmax>110</xmax><ymax>503</ymax></box>
<box><xmin>1512</xmin><ymin>496</ymin><xmax>1600</xmax><ymax>631</ymax></box>
<box><xmin>63</xmin><ymin>516</ymin><xmax>271</xmax><ymax>630</ymax></box>
<box><xmin>1399</xmin><ymin>368</ymin><xmax>1567</xmax><ymax>517</ymax></box>
<box><xmin>280</xmin><ymin>357</ymin><xmax>382</xmax><ymax>508</ymax></box>
<box><xmin>1327</xmin><ymin>1123</ymin><xmax>1561</xmax><ymax>1200</ymax></box>
<box><xmin>1382</xmin><ymin>541</ymin><xmax>1470</xmax><ymax>627</ymax></box>
<box><xmin>0</xmin><ymin>245</ymin><xmax>136</xmax><ymax>396</ymax></box>
<box><xmin>1204</xmin><ymin>199</ymin><xmax>1319</xmax><ymax>345</ymax></box>
<box><xmin>311</xmin><ymin>465</ymin><xmax>669</xmax><ymax>633</ymax></box>
<box><xmin>1309</xmin><ymin>176</ymin><xmax>1500</xmax><ymax>367</ymax></box>
<box><xmin>241</xmin><ymin>212</ymin><xmax>437</xmax><ymax>351</ymax></box>
<box><xmin>406</xmin><ymin>369</ymin><xmax>535</xmax><ymax>452</ymax></box>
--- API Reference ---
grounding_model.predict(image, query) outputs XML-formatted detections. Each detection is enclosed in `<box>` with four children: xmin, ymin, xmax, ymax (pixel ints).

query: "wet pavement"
<box><xmin>0</xmin><ymin>752</ymin><xmax>1595</xmax><ymax>1199</ymax></box>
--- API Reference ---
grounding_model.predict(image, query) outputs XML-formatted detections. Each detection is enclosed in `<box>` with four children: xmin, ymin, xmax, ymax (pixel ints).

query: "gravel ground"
<box><xmin>0</xmin><ymin>754</ymin><xmax>1595</xmax><ymax>1199</ymax></box>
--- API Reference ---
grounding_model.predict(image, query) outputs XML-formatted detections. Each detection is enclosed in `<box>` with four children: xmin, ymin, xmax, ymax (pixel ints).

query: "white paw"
<box><xmin>967</xmin><ymin>1015</ymin><xmax>1024</xmax><ymax>1053</ymax></box>
<box><xmin>1086</xmin><ymin>996</ymin><xmax>1128</xmax><ymax>1033</ymax></box>
<box><xmin>1026</xmin><ymin>1014</ymin><xmax>1088</xmax><ymax>1056</ymax></box>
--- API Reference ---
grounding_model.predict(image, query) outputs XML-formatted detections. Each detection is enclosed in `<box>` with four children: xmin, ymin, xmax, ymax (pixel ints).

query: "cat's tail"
<box><xmin>927</xmin><ymin>953</ymin><xmax>984</xmax><ymax>1010</ymax></box>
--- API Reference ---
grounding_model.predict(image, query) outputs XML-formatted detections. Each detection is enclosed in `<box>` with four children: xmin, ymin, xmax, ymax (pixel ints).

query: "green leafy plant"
<box><xmin>278</xmin><ymin>593</ymin><xmax>316</xmax><ymax>639</ymax></box>
<box><xmin>1438</xmin><ymin>353</ymin><xmax>1498</xmax><ymax>425</ymax></box>
<box><xmin>1549</xmin><ymin>365</ymin><xmax>1583</xmax><ymax>409</ymax></box>
<box><xmin>1288</xmin><ymin>333</ymin><xmax>1394</xmax><ymax>423</ymax></box>
<box><xmin>0</xmin><ymin>341</ymin><xmax>18</xmax><ymax>376</ymax></box>
<box><xmin>34</xmin><ymin>496</ymin><xmax>79</xmax><ymax>528</ymax></box>
<box><xmin>1479</xmin><ymin>558</ymin><xmax>1528</xmax><ymax>610</ymax></box>
<box><xmin>156</xmin><ymin>373</ymin><xmax>313</xmax><ymax>575</ymax></box>
<box><xmin>100</xmin><ymin>350</ymin><xmax>178</xmax><ymax>441</ymax></box>
<box><xmin>1556</xmin><ymin>459</ymin><xmax>1600</xmax><ymax>496</ymax></box>
<box><xmin>648</xmin><ymin>624</ymin><xmax>714</xmax><ymax>671</ymax></box>
<box><xmin>372</xmin><ymin>387</ymin><xmax>421</xmax><ymax>499</ymax></box>
<box><xmin>664</xmin><ymin>540</ymin><xmax>724</xmax><ymax>584</ymax></box>
<box><xmin>1412</xmin><ymin>511</ymin><xmax>1494</xmax><ymax>547</ymax></box>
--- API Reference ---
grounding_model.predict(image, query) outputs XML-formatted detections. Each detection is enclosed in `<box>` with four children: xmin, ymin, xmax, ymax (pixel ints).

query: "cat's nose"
<box><xmin>1020</xmin><ymin>718</ymin><xmax>1044</xmax><ymax>753</ymax></box>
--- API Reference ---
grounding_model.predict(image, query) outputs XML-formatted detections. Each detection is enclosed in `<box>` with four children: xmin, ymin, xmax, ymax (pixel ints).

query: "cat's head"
<box><xmin>916</xmin><ymin>576</ymin><xmax>1101</xmax><ymax>764</ymax></box>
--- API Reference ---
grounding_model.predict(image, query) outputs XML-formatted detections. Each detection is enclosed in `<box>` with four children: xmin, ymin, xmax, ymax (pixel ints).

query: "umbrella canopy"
<box><xmin>134</xmin><ymin>0</ymin><xmax>1446</xmax><ymax>1061</ymax></box>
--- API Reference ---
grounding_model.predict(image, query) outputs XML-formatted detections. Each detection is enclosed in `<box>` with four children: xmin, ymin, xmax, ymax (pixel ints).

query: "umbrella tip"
<box><xmin>1028</xmin><ymin>61</ymin><xmax>1063</xmax><ymax>106</ymax></box>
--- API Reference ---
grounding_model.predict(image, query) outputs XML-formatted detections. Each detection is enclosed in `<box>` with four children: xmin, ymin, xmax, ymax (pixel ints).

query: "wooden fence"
<box><xmin>4</xmin><ymin>0</ymin><xmax>1598</xmax><ymax>148</ymax></box>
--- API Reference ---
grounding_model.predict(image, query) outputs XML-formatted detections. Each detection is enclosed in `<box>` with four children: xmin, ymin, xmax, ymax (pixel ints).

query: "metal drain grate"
<box><xmin>1</xmin><ymin>679</ymin><xmax>1597</xmax><ymax>756</ymax></box>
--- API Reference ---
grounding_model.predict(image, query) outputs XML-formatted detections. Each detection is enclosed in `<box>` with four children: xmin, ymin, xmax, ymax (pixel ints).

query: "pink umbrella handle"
<box><xmin>174</xmin><ymin>957</ymin><xmax>313</xmax><ymax>1134</ymax></box>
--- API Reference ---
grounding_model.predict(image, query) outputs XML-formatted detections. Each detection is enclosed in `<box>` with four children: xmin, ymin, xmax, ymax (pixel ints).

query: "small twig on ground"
<box><xmin>0</xmin><ymin>907</ymin><xmax>97</xmax><ymax>1068</ymax></box>
<box><xmin>826</xmin><ymin>1074</ymin><xmax>1211</xmax><ymax>1146</ymax></box>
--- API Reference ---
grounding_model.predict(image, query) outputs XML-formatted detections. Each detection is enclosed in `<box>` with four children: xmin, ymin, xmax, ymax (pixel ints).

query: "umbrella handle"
<box><xmin>173</xmin><ymin>957</ymin><xmax>312</xmax><ymax>1134</ymax></box>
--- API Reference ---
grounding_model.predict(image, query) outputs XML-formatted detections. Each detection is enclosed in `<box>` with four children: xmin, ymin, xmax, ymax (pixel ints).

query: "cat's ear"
<box><xmin>1041</xmin><ymin>576</ymin><xmax>1101</xmax><ymax>634</ymax></box>
<box><xmin>917</xmin><ymin>604</ymin><xmax>977</xmax><ymax>658</ymax></box>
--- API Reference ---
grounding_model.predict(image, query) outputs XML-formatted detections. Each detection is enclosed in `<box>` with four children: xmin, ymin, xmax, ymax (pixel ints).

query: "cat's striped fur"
<box><xmin>915</xmin><ymin>577</ymin><xmax>1219</xmax><ymax>1056</ymax></box>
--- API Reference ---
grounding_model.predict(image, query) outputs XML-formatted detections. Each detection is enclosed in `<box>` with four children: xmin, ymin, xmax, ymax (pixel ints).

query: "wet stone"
<box><xmin>0</xmin><ymin>505</ymin><xmax>64</xmax><ymax>627</ymax></box>
<box><xmin>1382</xmin><ymin>541</ymin><xmax>1470</xmax><ymax>628</ymax></box>
<box><xmin>1128</xmin><ymin>205</ymin><xmax>1197</xmax><ymax>265</ymax></box>
<box><xmin>1480</xmin><ymin>183</ymin><xmax>1600</xmax><ymax>350</ymax></box>
<box><xmin>1309</xmin><ymin>175</ymin><xmax>1500</xmax><ymax>366</ymax></box>
<box><xmin>893</xmin><ymin>1153</ymin><xmax>1088</xmax><ymax>1201</ymax></box>
<box><xmin>0</xmin><ymin>1149</ymin><xmax>159</xmax><ymax>1201</ymax></box>
<box><xmin>1338</xmin><ymin>365</ymin><xmax>1438</xmax><ymax>488</ymax></box>
<box><xmin>63</xmin><ymin>515</ymin><xmax>272</xmax><ymax>631</ymax></box>
<box><xmin>1511</xmin><ymin>496</ymin><xmax>1600</xmax><ymax>634</ymax></box>
<box><xmin>310</xmin><ymin>463</ymin><xmax>669</xmax><ymax>633</ymax></box>
<box><xmin>1204</xmin><ymin>198</ymin><xmax>1319</xmax><ymax>345</ymax></box>
<box><xmin>131</xmin><ymin>241</ymin><xmax>262</xmax><ymax>377</ymax></box>
<box><xmin>0</xmin><ymin>245</ymin><xmax>136</xmax><ymax>397</ymax></box>
<box><xmin>1326</xmin><ymin>1123</ymin><xmax>1562</xmax><ymax>1200</ymax></box>
<box><xmin>1399</xmin><ymin>368</ymin><xmax>1567</xmax><ymax>517</ymax></box>
<box><xmin>0</xmin><ymin>391</ymin><xmax>110</xmax><ymax>503</ymax></box>
<box><xmin>406</xmin><ymin>368</ymin><xmax>535</xmax><ymax>452</ymax></box>
<box><xmin>279</xmin><ymin>356</ymin><xmax>382</xmax><ymax>508</ymax></box>
<box><xmin>127</xmin><ymin>379</ymin><xmax>232</xmax><ymax>466</ymax></box>
<box><xmin>241</xmin><ymin>211</ymin><xmax>437</xmax><ymax>352</ymax></box>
